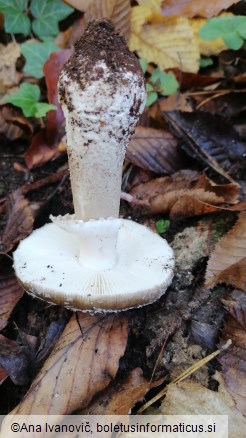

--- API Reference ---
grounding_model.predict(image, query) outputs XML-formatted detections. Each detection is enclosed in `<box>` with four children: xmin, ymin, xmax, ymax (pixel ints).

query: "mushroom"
<box><xmin>13</xmin><ymin>19</ymin><xmax>174</xmax><ymax>312</ymax></box>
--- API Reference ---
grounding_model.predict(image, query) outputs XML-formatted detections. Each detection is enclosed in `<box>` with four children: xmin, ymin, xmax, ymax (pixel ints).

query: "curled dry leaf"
<box><xmin>0</xmin><ymin>334</ymin><xmax>33</xmax><ymax>386</ymax></box>
<box><xmin>10</xmin><ymin>312</ymin><xmax>128</xmax><ymax>415</ymax></box>
<box><xmin>205</xmin><ymin>211</ymin><xmax>246</xmax><ymax>289</ymax></box>
<box><xmin>81</xmin><ymin>367</ymin><xmax>163</xmax><ymax>415</ymax></box>
<box><xmin>169</xmin><ymin>193</ymin><xmax>246</xmax><ymax>221</ymax></box>
<box><xmin>0</xmin><ymin>42</ymin><xmax>21</xmax><ymax>95</ymax></box>
<box><xmin>0</xmin><ymin>265</ymin><xmax>24</xmax><ymax>331</ymax></box>
<box><xmin>0</xmin><ymin>190</ymin><xmax>34</xmax><ymax>254</ymax></box>
<box><xmin>164</xmin><ymin>111</ymin><xmax>246</xmax><ymax>181</ymax></box>
<box><xmin>0</xmin><ymin>105</ymin><xmax>34</xmax><ymax>141</ymax></box>
<box><xmin>160</xmin><ymin>374</ymin><xmax>246</xmax><ymax>438</ymax></box>
<box><xmin>84</xmin><ymin>0</ymin><xmax>131</xmax><ymax>41</ymax></box>
<box><xmin>160</xmin><ymin>0</ymin><xmax>239</xmax><ymax>18</ymax></box>
<box><xmin>219</xmin><ymin>289</ymin><xmax>246</xmax><ymax>415</ymax></box>
<box><xmin>126</xmin><ymin>126</ymin><xmax>181</xmax><ymax>175</ymax></box>
<box><xmin>130</xmin><ymin>170</ymin><xmax>243</xmax><ymax>219</ymax></box>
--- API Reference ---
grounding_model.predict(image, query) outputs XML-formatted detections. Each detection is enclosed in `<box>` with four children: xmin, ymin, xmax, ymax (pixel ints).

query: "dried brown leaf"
<box><xmin>160</xmin><ymin>375</ymin><xmax>246</xmax><ymax>438</ymax></box>
<box><xmin>170</xmin><ymin>190</ymin><xmax>229</xmax><ymax>220</ymax></box>
<box><xmin>0</xmin><ymin>267</ymin><xmax>24</xmax><ymax>331</ymax></box>
<box><xmin>10</xmin><ymin>313</ymin><xmax>128</xmax><ymax>415</ymax></box>
<box><xmin>130</xmin><ymin>170</ymin><xmax>245</xmax><ymax>218</ymax></box>
<box><xmin>63</xmin><ymin>0</ymin><xmax>92</xmax><ymax>11</ymax></box>
<box><xmin>0</xmin><ymin>190</ymin><xmax>34</xmax><ymax>254</ymax></box>
<box><xmin>164</xmin><ymin>112</ymin><xmax>246</xmax><ymax>181</ymax></box>
<box><xmin>219</xmin><ymin>290</ymin><xmax>246</xmax><ymax>415</ymax></box>
<box><xmin>0</xmin><ymin>42</ymin><xmax>21</xmax><ymax>95</ymax></box>
<box><xmin>160</xmin><ymin>0</ymin><xmax>239</xmax><ymax>18</ymax></box>
<box><xmin>81</xmin><ymin>368</ymin><xmax>163</xmax><ymax>415</ymax></box>
<box><xmin>205</xmin><ymin>212</ymin><xmax>246</xmax><ymax>289</ymax></box>
<box><xmin>0</xmin><ymin>105</ymin><xmax>33</xmax><ymax>141</ymax></box>
<box><xmin>84</xmin><ymin>0</ymin><xmax>131</xmax><ymax>40</ymax></box>
<box><xmin>130</xmin><ymin>170</ymin><xmax>198</xmax><ymax>203</ymax></box>
<box><xmin>194</xmin><ymin>173</ymin><xmax>240</xmax><ymax>204</ymax></box>
<box><xmin>126</xmin><ymin>126</ymin><xmax>181</xmax><ymax>175</ymax></box>
<box><xmin>0</xmin><ymin>334</ymin><xmax>33</xmax><ymax>385</ymax></box>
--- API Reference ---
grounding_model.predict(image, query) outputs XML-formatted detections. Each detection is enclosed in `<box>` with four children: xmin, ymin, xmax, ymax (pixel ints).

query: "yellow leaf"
<box><xmin>191</xmin><ymin>17</ymin><xmax>228</xmax><ymax>56</ymax></box>
<box><xmin>130</xmin><ymin>8</ymin><xmax>200</xmax><ymax>73</ymax></box>
<box><xmin>137</xmin><ymin>0</ymin><xmax>162</xmax><ymax>8</ymax></box>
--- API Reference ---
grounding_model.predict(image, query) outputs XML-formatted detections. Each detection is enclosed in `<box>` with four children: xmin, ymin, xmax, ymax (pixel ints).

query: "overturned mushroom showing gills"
<box><xmin>13</xmin><ymin>19</ymin><xmax>174</xmax><ymax>312</ymax></box>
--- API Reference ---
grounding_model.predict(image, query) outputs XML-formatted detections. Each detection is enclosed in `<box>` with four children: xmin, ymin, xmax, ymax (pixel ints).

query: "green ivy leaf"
<box><xmin>156</xmin><ymin>219</ymin><xmax>170</xmax><ymax>234</ymax></box>
<box><xmin>34</xmin><ymin>102</ymin><xmax>57</xmax><ymax>118</ymax></box>
<box><xmin>5</xmin><ymin>83</ymin><xmax>56</xmax><ymax>118</ymax></box>
<box><xmin>140</xmin><ymin>58</ymin><xmax>148</xmax><ymax>74</ymax></box>
<box><xmin>0</xmin><ymin>0</ymin><xmax>31</xmax><ymax>36</ymax></box>
<box><xmin>200</xmin><ymin>57</ymin><xmax>213</xmax><ymax>68</ymax></box>
<box><xmin>146</xmin><ymin>83</ymin><xmax>158</xmax><ymax>107</ymax></box>
<box><xmin>199</xmin><ymin>16</ymin><xmax>246</xmax><ymax>50</ymax></box>
<box><xmin>21</xmin><ymin>39</ymin><xmax>59</xmax><ymax>79</ymax></box>
<box><xmin>150</xmin><ymin>68</ymin><xmax>179</xmax><ymax>96</ymax></box>
<box><xmin>30</xmin><ymin>0</ymin><xmax>74</xmax><ymax>38</ymax></box>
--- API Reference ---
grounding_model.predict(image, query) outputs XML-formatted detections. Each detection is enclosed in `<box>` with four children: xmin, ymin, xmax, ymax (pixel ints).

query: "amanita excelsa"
<box><xmin>13</xmin><ymin>19</ymin><xmax>174</xmax><ymax>312</ymax></box>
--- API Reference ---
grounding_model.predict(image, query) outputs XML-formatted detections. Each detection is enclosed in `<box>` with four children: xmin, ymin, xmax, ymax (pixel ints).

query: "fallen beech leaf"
<box><xmin>0</xmin><ymin>190</ymin><xmax>34</xmax><ymax>254</ymax></box>
<box><xmin>24</xmin><ymin>130</ymin><xmax>60</xmax><ymax>169</ymax></box>
<box><xmin>205</xmin><ymin>211</ymin><xmax>246</xmax><ymax>289</ymax></box>
<box><xmin>222</xmin><ymin>289</ymin><xmax>246</xmax><ymax>331</ymax></box>
<box><xmin>0</xmin><ymin>42</ymin><xmax>21</xmax><ymax>95</ymax></box>
<box><xmin>130</xmin><ymin>170</ymin><xmax>199</xmax><ymax>204</ymax></box>
<box><xmin>63</xmin><ymin>0</ymin><xmax>92</xmax><ymax>11</ymax></box>
<box><xmin>126</xmin><ymin>126</ymin><xmax>181</xmax><ymax>174</ymax></box>
<box><xmin>160</xmin><ymin>0</ymin><xmax>238</xmax><ymax>18</ymax></box>
<box><xmin>195</xmin><ymin>173</ymin><xmax>239</xmax><ymax>204</ymax></box>
<box><xmin>81</xmin><ymin>368</ymin><xmax>163</xmax><ymax>415</ymax></box>
<box><xmin>10</xmin><ymin>313</ymin><xmax>128</xmax><ymax>414</ymax></box>
<box><xmin>165</xmin><ymin>111</ymin><xmax>246</xmax><ymax>181</ymax></box>
<box><xmin>169</xmin><ymin>191</ymin><xmax>245</xmax><ymax>221</ymax></box>
<box><xmin>130</xmin><ymin>8</ymin><xmax>200</xmax><ymax>73</ymax></box>
<box><xmin>0</xmin><ymin>334</ymin><xmax>33</xmax><ymax>386</ymax></box>
<box><xmin>0</xmin><ymin>104</ymin><xmax>33</xmax><ymax>141</ymax></box>
<box><xmin>160</xmin><ymin>374</ymin><xmax>246</xmax><ymax>438</ymax></box>
<box><xmin>84</xmin><ymin>0</ymin><xmax>131</xmax><ymax>40</ymax></box>
<box><xmin>0</xmin><ymin>265</ymin><xmax>24</xmax><ymax>331</ymax></box>
<box><xmin>219</xmin><ymin>290</ymin><xmax>246</xmax><ymax>415</ymax></box>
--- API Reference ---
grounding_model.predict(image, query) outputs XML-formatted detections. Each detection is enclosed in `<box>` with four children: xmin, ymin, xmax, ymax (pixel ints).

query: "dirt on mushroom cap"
<box><xmin>58</xmin><ymin>18</ymin><xmax>145</xmax><ymax>115</ymax></box>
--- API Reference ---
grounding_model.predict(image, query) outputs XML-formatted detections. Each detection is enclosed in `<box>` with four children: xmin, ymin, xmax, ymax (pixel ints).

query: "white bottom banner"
<box><xmin>0</xmin><ymin>415</ymin><xmax>228</xmax><ymax>438</ymax></box>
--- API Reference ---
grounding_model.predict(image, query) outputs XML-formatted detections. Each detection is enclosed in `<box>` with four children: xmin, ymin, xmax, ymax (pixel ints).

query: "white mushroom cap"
<box><xmin>58</xmin><ymin>19</ymin><xmax>146</xmax><ymax>221</ymax></box>
<box><xmin>13</xmin><ymin>219</ymin><xmax>174</xmax><ymax>312</ymax></box>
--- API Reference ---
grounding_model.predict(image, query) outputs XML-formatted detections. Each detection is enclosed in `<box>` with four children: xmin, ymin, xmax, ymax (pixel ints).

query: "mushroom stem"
<box><xmin>58</xmin><ymin>19</ymin><xmax>146</xmax><ymax>221</ymax></box>
<box><xmin>77</xmin><ymin>219</ymin><xmax>122</xmax><ymax>269</ymax></box>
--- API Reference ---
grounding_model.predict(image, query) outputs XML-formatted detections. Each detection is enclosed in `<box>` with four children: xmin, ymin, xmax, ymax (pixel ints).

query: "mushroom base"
<box><xmin>13</xmin><ymin>220</ymin><xmax>175</xmax><ymax>312</ymax></box>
